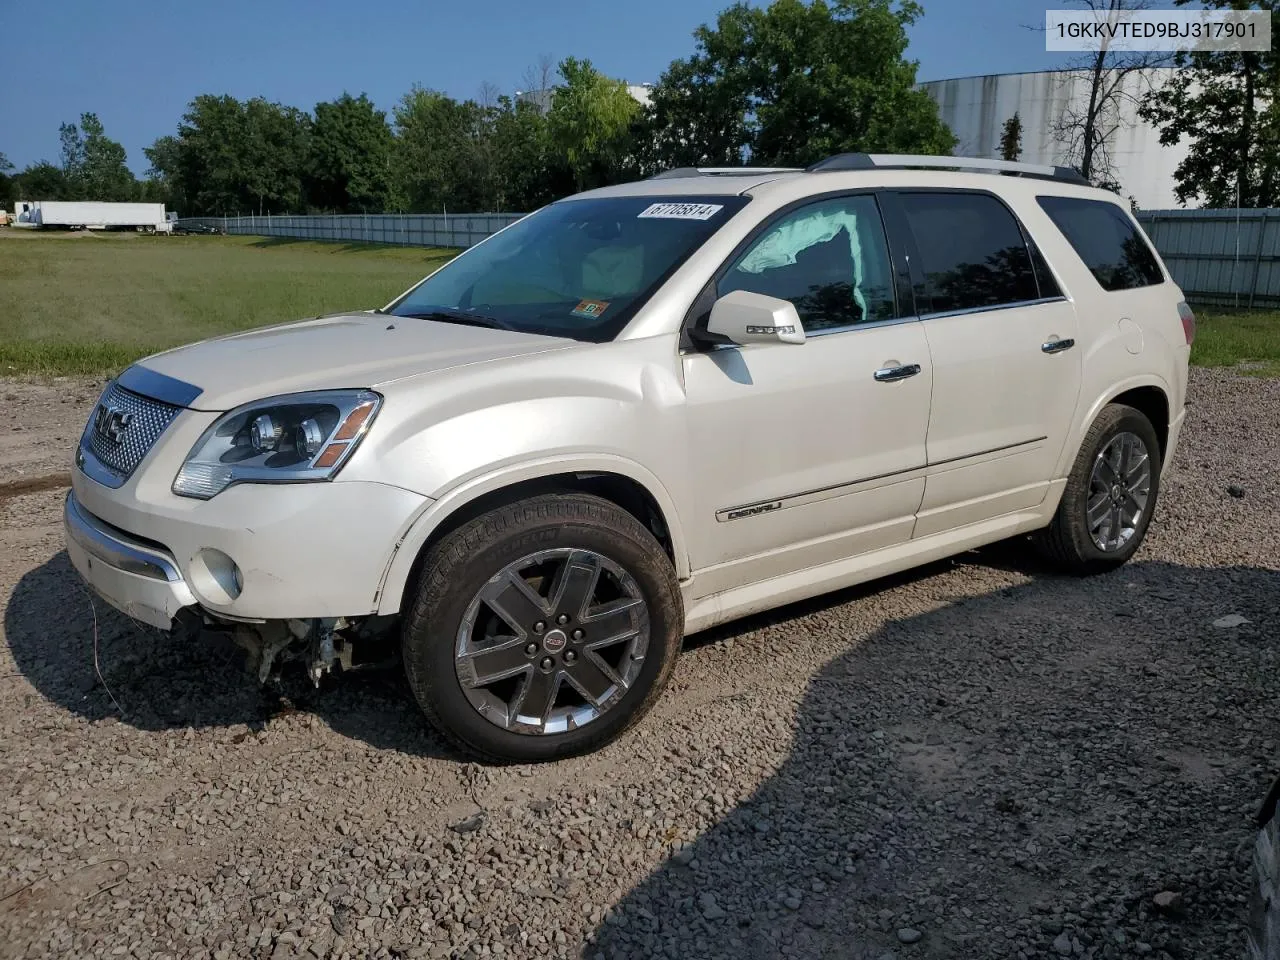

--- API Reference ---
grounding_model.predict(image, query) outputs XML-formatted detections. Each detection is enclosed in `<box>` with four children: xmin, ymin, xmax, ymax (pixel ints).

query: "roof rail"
<box><xmin>807</xmin><ymin>153</ymin><xmax>1090</xmax><ymax>186</ymax></box>
<box><xmin>647</xmin><ymin>166</ymin><xmax>803</xmax><ymax>180</ymax></box>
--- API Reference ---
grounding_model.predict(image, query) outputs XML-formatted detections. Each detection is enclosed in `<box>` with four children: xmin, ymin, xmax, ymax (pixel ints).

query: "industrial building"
<box><xmin>920</xmin><ymin>68</ymin><xmax>1191</xmax><ymax>211</ymax></box>
<box><xmin>514</xmin><ymin>82</ymin><xmax>652</xmax><ymax>114</ymax></box>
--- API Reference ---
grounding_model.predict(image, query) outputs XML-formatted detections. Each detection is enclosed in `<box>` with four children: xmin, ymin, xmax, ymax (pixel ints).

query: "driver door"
<box><xmin>680</xmin><ymin>193</ymin><xmax>932</xmax><ymax>600</ymax></box>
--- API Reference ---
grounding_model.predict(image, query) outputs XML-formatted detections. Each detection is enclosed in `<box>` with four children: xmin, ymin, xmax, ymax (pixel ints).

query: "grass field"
<box><xmin>0</xmin><ymin>231</ymin><xmax>454</xmax><ymax>375</ymax></box>
<box><xmin>1190</xmin><ymin>307</ymin><xmax>1280</xmax><ymax>377</ymax></box>
<box><xmin>2</xmin><ymin>229</ymin><xmax>1278</xmax><ymax>377</ymax></box>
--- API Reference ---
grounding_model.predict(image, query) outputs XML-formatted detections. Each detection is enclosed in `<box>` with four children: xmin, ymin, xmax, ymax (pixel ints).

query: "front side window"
<box><xmin>900</xmin><ymin>192</ymin><xmax>1040</xmax><ymax>314</ymax></box>
<box><xmin>718</xmin><ymin>194</ymin><xmax>900</xmax><ymax>332</ymax></box>
<box><xmin>1037</xmin><ymin>195</ymin><xmax>1164</xmax><ymax>291</ymax></box>
<box><xmin>388</xmin><ymin>195</ymin><xmax>749</xmax><ymax>342</ymax></box>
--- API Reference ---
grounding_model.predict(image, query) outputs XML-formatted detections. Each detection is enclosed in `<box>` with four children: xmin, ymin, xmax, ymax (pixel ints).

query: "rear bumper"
<box><xmin>64</xmin><ymin>491</ymin><xmax>196</xmax><ymax>629</ymax></box>
<box><xmin>1165</xmin><ymin>407</ymin><xmax>1187</xmax><ymax>470</ymax></box>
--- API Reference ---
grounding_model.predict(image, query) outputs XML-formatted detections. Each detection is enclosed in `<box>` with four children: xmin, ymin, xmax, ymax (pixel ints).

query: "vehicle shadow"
<box><xmin>248</xmin><ymin>236</ymin><xmax>461</xmax><ymax>258</ymax></box>
<box><xmin>586</xmin><ymin>559</ymin><xmax>1280</xmax><ymax>960</ymax></box>
<box><xmin>2</xmin><ymin>549</ymin><xmax>955</xmax><ymax>763</ymax></box>
<box><xmin>3</xmin><ymin>550</ymin><xmax>461</xmax><ymax>760</ymax></box>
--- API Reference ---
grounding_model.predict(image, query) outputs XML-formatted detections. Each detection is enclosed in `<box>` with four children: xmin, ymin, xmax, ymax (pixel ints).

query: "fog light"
<box><xmin>188</xmin><ymin>548</ymin><xmax>243</xmax><ymax>605</ymax></box>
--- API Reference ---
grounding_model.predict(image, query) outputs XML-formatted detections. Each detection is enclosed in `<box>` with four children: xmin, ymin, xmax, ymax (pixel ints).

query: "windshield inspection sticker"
<box><xmin>571</xmin><ymin>299</ymin><xmax>610</xmax><ymax>319</ymax></box>
<box><xmin>637</xmin><ymin>202</ymin><xmax>724</xmax><ymax>221</ymax></box>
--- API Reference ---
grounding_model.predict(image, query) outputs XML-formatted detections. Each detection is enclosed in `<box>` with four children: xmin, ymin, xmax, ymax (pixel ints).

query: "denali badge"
<box><xmin>717</xmin><ymin>500</ymin><xmax>783</xmax><ymax>522</ymax></box>
<box><xmin>93</xmin><ymin>403</ymin><xmax>133</xmax><ymax>443</ymax></box>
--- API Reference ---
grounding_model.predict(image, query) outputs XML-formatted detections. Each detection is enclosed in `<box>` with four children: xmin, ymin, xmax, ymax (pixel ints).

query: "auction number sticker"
<box><xmin>637</xmin><ymin>202</ymin><xmax>724</xmax><ymax>220</ymax></box>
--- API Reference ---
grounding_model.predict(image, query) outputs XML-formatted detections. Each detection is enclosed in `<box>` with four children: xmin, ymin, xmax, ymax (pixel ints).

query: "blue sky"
<box><xmin>1</xmin><ymin>0</ymin><xmax>1096</xmax><ymax>175</ymax></box>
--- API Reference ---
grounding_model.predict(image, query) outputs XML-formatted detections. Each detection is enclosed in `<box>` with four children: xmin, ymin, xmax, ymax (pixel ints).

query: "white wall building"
<box><xmin>514</xmin><ymin>82</ymin><xmax>653</xmax><ymax>113</ymax></box>
<box><xmin>919</xmin><ymin>68</ymin><xmax>1191</xmax><ymax>211</ymax></box>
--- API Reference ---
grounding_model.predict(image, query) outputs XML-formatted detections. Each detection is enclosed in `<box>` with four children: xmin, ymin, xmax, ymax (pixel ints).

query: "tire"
<box><xmin>1252</xmin><ymin>799</ymin><xmax>1280</xmax><ymax>960</ymax></box>
<box><xmin>401</xmin><ymin>493</ymin><xmax>683</xmax><ymax>763</ymax></box>
<box><xmin>1033</xmin><ymin>403</ymin><xmax>1162</xmax><ymax>574</ymax></box>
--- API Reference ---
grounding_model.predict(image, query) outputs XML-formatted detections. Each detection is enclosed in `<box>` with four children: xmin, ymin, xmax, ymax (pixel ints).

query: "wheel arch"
<box><xmin>1061</xmin><ymin>375</ymin><xmax>1172</xmax><ymax>477</ymax></box>
<box><xmin>375</xmin><ymin>456</ymin><xmax>689</xmax><ymax>616</ymax></box>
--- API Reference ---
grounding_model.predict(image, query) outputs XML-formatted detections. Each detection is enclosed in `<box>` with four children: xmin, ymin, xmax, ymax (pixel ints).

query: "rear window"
<box><xmin>898</xmin><ymin>192</ymin><xmax>1041</xmax><ymax>314</ymax></box>
<box><xmin>1037</xmin><ymin>196</ymin><xmax>1164</xmax><ymax>292</ymax></box>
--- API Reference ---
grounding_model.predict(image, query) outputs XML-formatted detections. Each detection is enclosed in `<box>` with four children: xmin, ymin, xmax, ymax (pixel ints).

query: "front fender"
<box><xmin>374</xmin><ymin>453</ymin><xmax>691</xmax><ymax>616</ymax></box>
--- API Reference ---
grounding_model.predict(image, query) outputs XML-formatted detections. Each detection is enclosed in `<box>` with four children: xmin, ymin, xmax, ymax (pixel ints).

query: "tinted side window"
<box><xmin>718</xmin><ymin>195</ymin><xmax>900</xmax><ymax>331</ymax></box>
<box><xmin>1037</xmin><ymin>196</ymin><xmax>1164</xmax><ymax>291</ymax></box>
<box><xmin>899</xmin><ymin>192</ymin><xmax>1040</xmax><ymax>314</ymax></box>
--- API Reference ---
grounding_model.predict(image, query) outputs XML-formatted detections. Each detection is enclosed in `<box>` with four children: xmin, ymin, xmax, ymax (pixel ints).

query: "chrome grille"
<box><xmin>82</xmin><ymin>382</ymin><xmax>181</xmax><ymax>485</ymax></box>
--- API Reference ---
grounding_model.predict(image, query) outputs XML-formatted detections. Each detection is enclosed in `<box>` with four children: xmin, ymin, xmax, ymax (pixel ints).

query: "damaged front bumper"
<box><xmin>64</xmin><ymin>488</ymin><xmax>405</xmax><ymax>683</ymax></box>
<box><xmin>65</xmin><ymin>490</ymin><xmax>196</xmax><ymax>630</ymax></box>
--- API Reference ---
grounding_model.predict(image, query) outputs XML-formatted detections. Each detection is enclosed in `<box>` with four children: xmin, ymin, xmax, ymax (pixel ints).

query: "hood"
<box><xmin>133</xmin><ymin>312</ymin><xmax>575</xmax><ymax>411</ymax></box>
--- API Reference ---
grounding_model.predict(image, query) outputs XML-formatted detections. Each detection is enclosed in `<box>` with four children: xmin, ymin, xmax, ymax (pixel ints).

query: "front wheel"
<box><xmin>1034</xmin><ymin>403</ymin><xmax>1162</xmax><ymax>574</ymax></box>
<box><xmin>401</xmin><ymin>493</ymin><xmax>683</xmax><ymax>763</ymax></box>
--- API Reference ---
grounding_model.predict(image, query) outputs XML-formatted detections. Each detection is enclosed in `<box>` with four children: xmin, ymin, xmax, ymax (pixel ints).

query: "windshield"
<box><xmin>386</xmin><ymin>195</ymin><xmax>750</xmax><ymax>341</ymax></box>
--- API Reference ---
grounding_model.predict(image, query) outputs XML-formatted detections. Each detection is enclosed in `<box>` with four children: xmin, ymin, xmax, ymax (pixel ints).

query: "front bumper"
<box><xmin>65</xmin><ymin>491</ymin><xmax>197</xmax><ymax>629</ymax></box>
<box><xmin>65</xmin><ymin>469</ymin><xmax>430</xmax><ymax>626</ymax></box>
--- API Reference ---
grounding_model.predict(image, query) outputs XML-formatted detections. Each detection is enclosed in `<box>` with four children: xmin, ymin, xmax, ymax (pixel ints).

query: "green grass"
<box><xmin>4</xmin><ymin>230</ymin><xmax>1280</xmax><ymax>379</ymax></box>
<box><xmin>0</xmin><ymin>231</ymin><xmax>455</xmax><ymax>375</ymax></box>
<box><xmin>1191</xmin><ymin>307</ymin><xmax>1280</xmax><ymax>377</ymax></box>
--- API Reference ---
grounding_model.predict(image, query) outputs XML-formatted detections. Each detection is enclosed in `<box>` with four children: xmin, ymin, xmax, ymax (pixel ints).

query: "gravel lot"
<box><xmin>1</xmin><ymin>368</ymin><xmax>1277</xmax><ymax>960</ymax></box>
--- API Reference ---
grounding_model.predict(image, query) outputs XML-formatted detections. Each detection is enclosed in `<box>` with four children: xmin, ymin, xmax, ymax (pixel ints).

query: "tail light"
<box><xmin>1177</xmin><ymin>301</ymin><xmax>1196</xmax><ymax>345</ymax></box>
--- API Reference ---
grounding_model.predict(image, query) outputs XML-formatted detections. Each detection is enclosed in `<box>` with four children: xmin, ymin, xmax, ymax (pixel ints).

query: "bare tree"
<box><xmin>1050</xmin><ymin>0</ymin><xmax>1171</xmax><ymax>187</ymax></box>
<box><xmin>518</xmin><ymin>54</ymin><xmax>557</xmax><ymax>113</ymax></box>
<box><xmin>477</xmin><ymin>81</ymin><xmax>501</xmax><ymax>110</ymax></box>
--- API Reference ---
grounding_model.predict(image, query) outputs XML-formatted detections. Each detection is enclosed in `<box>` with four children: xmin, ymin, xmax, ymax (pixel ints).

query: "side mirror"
<box><xmin>706</xmin><ymin>290</ymin><xmax>806</xmax><ymax>346</ymax></box>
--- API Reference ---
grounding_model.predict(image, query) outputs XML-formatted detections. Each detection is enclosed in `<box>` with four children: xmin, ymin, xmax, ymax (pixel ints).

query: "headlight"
<box><xmin>173</xmin><ymin>390</ymin><xmax>382</xmax><ymax>499</ymax></box>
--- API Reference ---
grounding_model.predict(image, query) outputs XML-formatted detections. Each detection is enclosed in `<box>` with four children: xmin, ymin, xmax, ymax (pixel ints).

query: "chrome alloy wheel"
<box><xmin>1088</xmin><ymin>431</ymin><xmax>1152</xmax><ymax>553</ymax></box>
<box><xmin>454</xmin><ymin>548</ymin><xmax>650</xmax><ymax>735</ymax></box>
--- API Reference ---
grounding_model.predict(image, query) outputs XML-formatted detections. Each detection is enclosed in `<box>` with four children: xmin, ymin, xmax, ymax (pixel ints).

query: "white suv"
<box><xmin>65</xmin><ymin>154</ymin><xmax>1193</xmax><ymax>762</ymax></box>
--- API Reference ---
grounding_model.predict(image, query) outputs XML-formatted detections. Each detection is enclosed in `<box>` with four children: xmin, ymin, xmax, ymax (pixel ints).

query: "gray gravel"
<box><xmin>1</xmin><ymin>366</ymin><xmax>1278</xmax><ymax>960</ymax></box>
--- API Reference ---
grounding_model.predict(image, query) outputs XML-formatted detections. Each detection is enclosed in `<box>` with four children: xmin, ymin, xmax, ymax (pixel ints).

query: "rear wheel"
<box><xmin>1034</xmin><ymin>403</ymin><xmax>1161</xmax><ymax>574</ymax></box>
<box><xmin>401</xmin><ymin>493</ymin><xmax>683</xmax><ymax>762</ymax></box>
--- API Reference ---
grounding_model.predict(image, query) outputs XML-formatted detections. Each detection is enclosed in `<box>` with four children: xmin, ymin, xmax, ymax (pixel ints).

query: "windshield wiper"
<box><xmin>396</xmin><ymin>307</ymin><xmax>519</xmax><ymax>332</ymax></box>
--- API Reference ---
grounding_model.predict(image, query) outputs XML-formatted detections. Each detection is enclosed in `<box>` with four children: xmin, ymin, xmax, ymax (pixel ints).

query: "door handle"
<box><xmin>1041</xmin><ymin>337</ymin><xmax>1076</xmax><ymax>354</ymax></box>
<box><xmin>873</xmin><ymin>363</ymin><xmax>922</xmax><ymax>383</ymax></box>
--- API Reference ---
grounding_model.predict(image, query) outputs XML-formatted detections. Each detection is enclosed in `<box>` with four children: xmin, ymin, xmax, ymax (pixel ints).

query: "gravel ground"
<box><xmin>1</xmin><ymin>367</ymin><xmax>1277</xmax><ymax>960</ymax></box>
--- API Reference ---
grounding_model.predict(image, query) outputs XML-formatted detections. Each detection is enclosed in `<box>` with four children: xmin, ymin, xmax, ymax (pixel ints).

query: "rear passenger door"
<box><xmin>887</xmin><ymin>190</ymin><xmax>1083</xmax><ymax>537</ymax></box>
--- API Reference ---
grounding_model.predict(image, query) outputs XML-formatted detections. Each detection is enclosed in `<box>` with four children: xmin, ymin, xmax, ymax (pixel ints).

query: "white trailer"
<box><xmin>23</xmin><ymin>201</ymin><xmax>172</xmax><ymax>233</ymax></box>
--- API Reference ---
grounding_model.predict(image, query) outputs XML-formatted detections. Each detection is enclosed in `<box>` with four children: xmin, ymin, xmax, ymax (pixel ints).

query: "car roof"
<box><xmin>562</xmin><ymin>154</ymin><xmax>1127</xmax><ymax>208</ymax></box>
<box><xmin>568</xmin><ymin>172</ymin><xmax>801</xmax><ymax>199</ymax></box>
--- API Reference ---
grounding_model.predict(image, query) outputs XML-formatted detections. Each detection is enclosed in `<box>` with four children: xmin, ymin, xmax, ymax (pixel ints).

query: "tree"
<box><xmin>640</xmin><ymin>0</ymin><xmax>955</xmax><ymax>171</ymax></box>
<box><xmin>155</xmin><ymin>95</ymin><xmax>311</xmax><ymax>215</ymax></box>
<box><xmin>547</xmin><ymin>57</ymin><xmax>641</xmax><ymax>190</ymax></box>
<box><xmin>1139</xmin><ymin>0</ymin><xmax>1280</xmax><ymax>207</ymax></box>
<box><xmin>393</xmin><ymin>87</ymin><xmax>487</xmax><ymax>212</ymax></box>
<box><xmin>309</xmin><ymin>93</ymin><xmax>394</xmax><ymax>212</ymax></box>
<box><xmin>490</xmin><ymin>96</ymin><xmax>573</xmax><ymax>211</ymax></box>
<box><xmin>999</xmin><ymin>113</ymin><xmax>1023</xmax><ymax>162</ymax></box>
<box><xmin>0</xmin><ymin>153</ymin><xmax>13</xmax><ymax>206</ymax></box>
<box><xmin>59</xmin><ymin>121</ymin><xmax>85</xmax><ymax>198</ymax></box>
<box><xmin>143</xmin><ymin>134</ymin><xmax>184</xmax><ymax>211</ymax></box>
<box><xmin>14</xmin><ymin>161</ymin><xmax>71</xmax><ymax>200</ymax></box>
<box><xmin>170</xmin><ymin>95</ymin><xmax>249</xmax><ymax>214</ymax></box>
<box><xmin>241</xmin><ymin>98</ymin><xmax>311</xmax><ymax>214</ymax></box>
<box><xmin>1047</xmin><ymin>0</ymin><xmax>1169</xmax><ymax>187</ymax></box>
<box><xmin>78</xmin><ymin>113</ymin><xmax>135</xmax><ymax>201</ymax></box>
<box><xmin>518</xmin><ymin>54</ymin><xmax>558</xmax><ymax>113</ymax></box>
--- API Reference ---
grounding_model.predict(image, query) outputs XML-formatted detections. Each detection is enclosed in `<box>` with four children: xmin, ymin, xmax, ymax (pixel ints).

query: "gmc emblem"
<box><xmin>93</xmin><ymin>403</ymin><xmax>133</xmax><ymax>444</ymax></box>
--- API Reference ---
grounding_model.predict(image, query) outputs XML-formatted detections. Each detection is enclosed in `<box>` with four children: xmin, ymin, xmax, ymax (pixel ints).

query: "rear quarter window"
<box><xmin>1037</xmin><ymin>196</ymin><xmax>1164</xmax><ymax>292</ymax></box>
